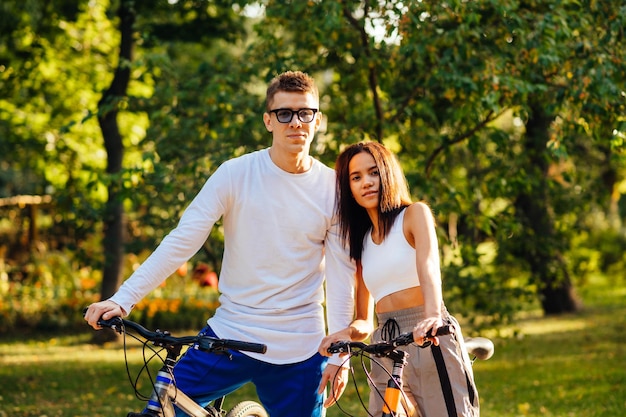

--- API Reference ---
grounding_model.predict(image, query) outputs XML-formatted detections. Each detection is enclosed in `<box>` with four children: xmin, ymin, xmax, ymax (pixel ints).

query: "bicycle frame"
<box><xmin>141</xmin><ymin>337</ymin><xmax>246</xmax><ymax>417</ymax></box>
<box><xmin>143</xmin><ymin>345</ymin><xmax>215</xmax><ymax>417</ymax></box>
<box><xmin>328</xmin><ymin>326</ymin><xmax>493</xmax><ymax>417</ymax></box>
<box><xmin>377</xmin><ymin>349</ymin><xmax>411</xmax><ymax>417</ymax></box>
<box><xmin>376</xmin><ymin>336</ymin><xmax>494</xmax><ymax>417</ymax></box>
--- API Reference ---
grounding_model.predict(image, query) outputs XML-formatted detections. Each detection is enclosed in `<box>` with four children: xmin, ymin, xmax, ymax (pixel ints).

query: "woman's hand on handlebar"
<box><xmin>84</xmin><ymin>300</ymin><xmax>127</xmax><ymax>330</ymax></box>
<box><xmin>412</xmin><ymin>316</ymin><xmax>445</xmax><ymax>347</ymax></box>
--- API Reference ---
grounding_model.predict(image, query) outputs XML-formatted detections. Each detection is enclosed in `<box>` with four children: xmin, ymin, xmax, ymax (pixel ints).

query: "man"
<box><xmin>84</xmin><ymin>71</ymin><xmax>354</xmax><ymax>416</ymax></box>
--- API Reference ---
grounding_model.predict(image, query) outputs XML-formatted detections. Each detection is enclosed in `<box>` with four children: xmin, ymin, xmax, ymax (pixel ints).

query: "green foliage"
<box><xmin>443</xmin><ymin>254</ymin><xmax>537</xmax><ymax>332</ymax></box>
<box><xmin>127</xmin><ymin>41</ymin><xmax>267</xmax><ymax>221</ymax></box>
<box><xmin>568</xmin><ymin>226</ymin><xmax>626</xmax><ymax>285</ymax></box>
<box><xmin>1</xmin><ymin>0</ymin><xmax>624</xmax><ymax>326</ymax></box>
<box><xmin>253</xmin><ymin>1</ymin><xmax>624</xmax><ymax>312</ymax></box>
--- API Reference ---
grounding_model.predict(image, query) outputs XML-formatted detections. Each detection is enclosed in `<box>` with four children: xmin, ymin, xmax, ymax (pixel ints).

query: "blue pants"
<box><xmin>167</xmin><ymin>325</ymin><xmax>327</xmax><ymax>417</ymax></box>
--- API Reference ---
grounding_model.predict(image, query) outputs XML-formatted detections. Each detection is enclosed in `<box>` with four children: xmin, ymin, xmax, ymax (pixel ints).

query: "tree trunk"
<box><xmin>514</xmin><ymin>101</ymin><xmax>581</xmax><ymax>315</ymax></box>
<box><xmin>94</xmin><ymin>0</ymin><xmax>135</xmax><ymax>342</ymax></box>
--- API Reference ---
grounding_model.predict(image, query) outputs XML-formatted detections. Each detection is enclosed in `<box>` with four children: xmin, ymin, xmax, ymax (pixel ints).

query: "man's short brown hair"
<box><xmin>265</xmin><ymin>71</ymin><xmax>319</xmax><ymax>111</ymax></box>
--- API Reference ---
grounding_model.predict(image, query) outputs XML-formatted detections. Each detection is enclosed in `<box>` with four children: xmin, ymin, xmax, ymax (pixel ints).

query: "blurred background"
<box><xmin>0</xmin><ymin>0</ymin><xmax>624</xmax><ymax>335</ymax></box>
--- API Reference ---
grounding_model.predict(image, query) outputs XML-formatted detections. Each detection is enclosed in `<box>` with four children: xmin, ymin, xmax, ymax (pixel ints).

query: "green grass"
<box><xmin>1</xmin><ymin>278</ymin><xmax>624</xmax><ymax>417</ymax></box>
<box><xmin>475</xmin><ymin>284</ymin><xmax>626</xmax><ymax>417</ymax></box>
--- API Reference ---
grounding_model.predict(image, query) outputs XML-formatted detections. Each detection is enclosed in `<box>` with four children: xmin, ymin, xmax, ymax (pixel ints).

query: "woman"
<box><xmin>318</xmin><ymin>142</ymin><xmax>479</xmax><ymax>416</ymax></box>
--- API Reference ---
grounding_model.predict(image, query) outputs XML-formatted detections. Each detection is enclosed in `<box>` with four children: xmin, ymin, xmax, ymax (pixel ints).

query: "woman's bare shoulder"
<box><xmin>403</xmin><ymin>201</ymin><xmax>436</xmax><ymax>231</ymax></box>
<box><xmin>405</xmin><ymin>201</ymin><xmax>433</xmax><ymax>218</ymax></box>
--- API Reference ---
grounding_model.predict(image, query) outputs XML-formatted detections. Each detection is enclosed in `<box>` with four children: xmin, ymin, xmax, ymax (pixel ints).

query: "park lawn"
<box><xmin>475</xmin><ymin>285</ymin><xmax>626</xmax><ymax>417</ymax></box>
<box><xmin>1</xmin><ymin>277</ymin><xmax>624</xmax><ymax>417</ymax></box>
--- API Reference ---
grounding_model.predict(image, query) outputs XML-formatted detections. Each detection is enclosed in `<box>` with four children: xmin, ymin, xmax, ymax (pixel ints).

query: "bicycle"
<box><xmin>89</xmin><ymin>315</ymin><xmax>269</xmax><ymax>417</ymax></box>
<box><xmin>328</xmin><ymin>326</ymin><xmax>494</xmax><ymax>417</ymax></box>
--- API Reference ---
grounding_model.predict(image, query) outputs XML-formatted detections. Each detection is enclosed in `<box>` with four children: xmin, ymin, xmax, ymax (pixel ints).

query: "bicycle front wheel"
<box><xmin>224</xmin><ymin>401</ymin><xmax>268</xmax><ymax>417</ymax></box>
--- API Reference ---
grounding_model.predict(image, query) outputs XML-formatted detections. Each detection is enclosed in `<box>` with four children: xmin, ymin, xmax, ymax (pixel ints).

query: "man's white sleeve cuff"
<box><xmin>328</xmin><ymin>353</ymin><xmax>350</xmax><ymax>368</ymax></box>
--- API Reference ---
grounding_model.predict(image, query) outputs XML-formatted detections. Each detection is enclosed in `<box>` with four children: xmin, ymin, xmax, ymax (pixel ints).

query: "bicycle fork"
<box><xmin>140</xmin><ymin>349</ymin><xmax>216</xmax><ymax>417</ymax></box>
<box><xmin>144</xmin><ymin>356</ymin><xmax>178</xmax><ymax>417</ymax></box>
<box><xmin>381</xmin><ymin>350</ymin><xmax>412</xmax><ymax>417</ymax></box>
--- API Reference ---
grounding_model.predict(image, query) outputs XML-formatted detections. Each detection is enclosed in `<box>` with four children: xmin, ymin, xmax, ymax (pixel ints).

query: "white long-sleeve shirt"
<box><xmin>110</xmin><ymin>148</ymin><xmax>355</xmax><ymax>364</ymax></box>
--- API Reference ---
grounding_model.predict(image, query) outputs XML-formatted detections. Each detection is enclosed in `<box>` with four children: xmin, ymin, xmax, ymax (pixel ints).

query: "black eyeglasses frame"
<box><xmin>269</xmin><ymin>108</ymin><xmax>319</xmax><ymax>124</ymax></box>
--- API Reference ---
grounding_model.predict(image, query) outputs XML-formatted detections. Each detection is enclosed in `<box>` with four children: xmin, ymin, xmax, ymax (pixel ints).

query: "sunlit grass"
<box><xmin>474</xmin><ymin>278</ymin><xmax>625</xmax><ymax>417</ymax></box>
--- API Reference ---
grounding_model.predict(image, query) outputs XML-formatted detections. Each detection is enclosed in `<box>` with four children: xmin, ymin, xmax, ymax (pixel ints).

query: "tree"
<box><xmin>0</xmin><ymin>0</ymin><xmax>256</xmax><ymax>310</ymax></box>
<box><xmin>2</xmin><ymin>0</ymin><xmax>623</xmax><ymax>329</ymax></box>
<box><xmin>97</xmin><ymin>0</ymin><xmax>135</xmax><ymax>302</ymax></box>
<box><xmin>0</xmin><ymin>0</ymin><xmax>119</xmax><ymax>256</ymax></box>
<box><xmin>246</xmin><ymin>0</ymin><xmax>625</xmax><ymax>318</ymax></box>
<box><xmin>93</xmin><ymin>0</ymin><xmax>257</xmax><ymax>302</ymax></box>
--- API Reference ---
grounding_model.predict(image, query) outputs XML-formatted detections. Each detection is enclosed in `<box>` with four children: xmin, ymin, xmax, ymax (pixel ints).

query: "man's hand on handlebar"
<box><xmin>84</xmin><ymin>300</ymin><xmax>127</xmax><ymax>330</ymax></box>
<box><xmin>318</xmin><ymin>328</ymin><xmax>353</xmax><ymax>358</ymax></box>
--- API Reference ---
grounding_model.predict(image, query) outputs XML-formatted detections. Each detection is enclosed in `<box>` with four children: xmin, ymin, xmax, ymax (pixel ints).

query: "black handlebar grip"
<box><xmin>199</xmin><ymin>337</ymin><xmax>267</xmax><ymax>354</ymax></box>
<box><xmin>327</xmin><ymin>342</ymin><xmax>349</xmax><ymax>354</ymax></box>
<box><xmin>395</xmin><ymin>325</ymin><xmax>453</xmax><ymax>346</ymax></box>
<box><xmin>426</xmin><ymin>325</ymin><xmax>452</xmax><ymax>338</ymax></box>
<box><xmin>83</xmin><ymin>306</ymin><xmax>119</xmax><ymax>327</ymax></box>
<box><xmin>393</xmin><ymin>333</ymin><xmax>415</xmax><ymax>346</ymax></box>
<box><xmin>223</xmin><ymin>339</ymin><xmax>267</xmax><ymax>354</ymax></box>
<box><xmin>97</xmin><ymin>317</ymin><xmax>123</xmax><ymax>327</ymax></box>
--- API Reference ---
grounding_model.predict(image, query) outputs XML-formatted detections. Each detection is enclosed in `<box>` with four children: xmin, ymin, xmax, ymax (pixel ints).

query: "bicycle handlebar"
<box><xmin>96</xmin><ymin>316</ymin><xmax>267</xmax><ymax>354</ymax></box>
<box><xmin>328</xmin><ymin>325</ymin><xmax>452</xmax><ymax>355</ymax></box>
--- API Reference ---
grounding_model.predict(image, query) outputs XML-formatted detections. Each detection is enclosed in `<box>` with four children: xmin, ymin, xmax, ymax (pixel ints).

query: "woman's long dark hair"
<box><xmin>335</xmin><ymin>142</ymin><xmax>412</xmax><ymax>261</ymax></box>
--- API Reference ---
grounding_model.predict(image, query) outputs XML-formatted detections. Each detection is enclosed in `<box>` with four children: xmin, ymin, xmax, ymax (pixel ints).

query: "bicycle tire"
<box><xmin>224</xmin><ymin>401</ymin><xmax>268</xmax><ymax>417</ymax></box>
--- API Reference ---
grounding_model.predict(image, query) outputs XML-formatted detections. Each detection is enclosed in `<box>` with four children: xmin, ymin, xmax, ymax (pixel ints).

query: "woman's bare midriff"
<box><xmin>375</xmin><ymin>286</ymin><xmax>424</xmax><ymax>314</ymax></box>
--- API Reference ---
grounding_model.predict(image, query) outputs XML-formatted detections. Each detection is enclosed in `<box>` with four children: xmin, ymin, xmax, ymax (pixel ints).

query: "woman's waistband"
<box><xmin>376</xmin><ymin>305</ymin><xmax>449</xmax><ymax>331</ymax></box>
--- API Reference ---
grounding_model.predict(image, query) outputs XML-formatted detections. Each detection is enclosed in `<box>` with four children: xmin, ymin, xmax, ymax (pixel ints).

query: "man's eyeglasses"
<box><xmin>269</xmin><ymin>108</ymin><xmax>318</xmax><ymax>124</ymax></box>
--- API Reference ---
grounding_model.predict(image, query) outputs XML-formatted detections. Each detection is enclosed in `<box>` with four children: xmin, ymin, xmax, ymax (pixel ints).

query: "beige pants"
<box><xmin>368</xmin><ymin>306</ymin><xmax>479</xmax><ymax>417</ymax></box>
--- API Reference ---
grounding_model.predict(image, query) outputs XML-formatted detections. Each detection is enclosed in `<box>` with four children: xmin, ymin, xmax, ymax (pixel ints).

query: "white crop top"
<box><xmin>361</xmin><ymin>208</ymin><xmax>420</xmax><ymax>303</ymax></box>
